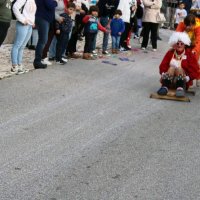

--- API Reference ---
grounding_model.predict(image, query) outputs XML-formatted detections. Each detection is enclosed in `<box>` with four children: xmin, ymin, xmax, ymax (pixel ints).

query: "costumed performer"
<box><xmin>157</xmin><ymin>32</ymin><xmax>200</xmax><ymax>97</ymax></box>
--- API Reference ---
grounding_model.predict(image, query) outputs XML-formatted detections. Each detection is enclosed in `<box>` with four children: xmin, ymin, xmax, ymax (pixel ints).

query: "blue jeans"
<box><xmin>111</xmin><ymin>36</ymin><xmax>120</xmax><ymax>49</ymax></box>
<box><xmin>49</xmin><ymin>36</ymin><xmax>57</xmax><ymax>58</ymax></box>
<box><xmin>100</xmin><ymin>17</ymin><xmax>109</xmax><ymax>51</ymax></box>
<box><xmin>11</xmin><ymin>22</ymin><xmax>32</xmax><ymax>65</ymax></box>
<box><xmin>34</xmin><ymin>17</ymin><xmax>50</xmax><ymax>64</ymax></box>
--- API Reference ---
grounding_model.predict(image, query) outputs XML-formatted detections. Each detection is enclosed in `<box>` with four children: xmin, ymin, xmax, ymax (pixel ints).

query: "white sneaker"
<box><xmin>62</xmin><ymin>57</ymin><xmax>68</xmax><ymax>62</ymax></box>
<box><xmin>102</xmin><ymin>50</ymin><xmax>111</xmax><ymax>56</ymax></box>
<box><xmin>152</xmin><ymin>49</ymin><xmax>157</xmax><ymax>52</ymax></box>
<box><xmin>141</xmin><ymin>47</ymin><xmax>146</xmax><ymax>50</ymax></box>
<box><xmin>41</xmin><ymin>57</ymin><xmax>52</xmax><ymax>65</ymax></box>
<box><xmin>92</xmin><ymin>50</ymin><xmax>98</xmax><ymax>56</ymax></box>
<box><xmin>17</xmin><ymin>65</ymin><xmax>29</xmax><ymax>75</ymax></box>
<box><xmin>11</xmin><ymin>65</ymin><xmax>18</xmax><ymax>74</ymax></box>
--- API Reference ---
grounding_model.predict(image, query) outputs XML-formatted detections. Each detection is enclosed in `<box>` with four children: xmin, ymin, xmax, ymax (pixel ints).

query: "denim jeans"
<box><xmin>34</xmin><ymin>17</ymin><xmax>50</xmax><ymax>64</ymax></box>
<box><xmin>100</xmin><ymin>17</ymin><xmax>109</xmax><ymax>51</ymax></box>
<box><xmin>111</xmin><ymin>36</ymin><xmax>120</xmax><ymax>49</ymax></box>
<box><xmin>11</xmin><ymin>22</ymin><xmax>32</xmax><ymax>65</ymax></box>
<box><xmin>49</xmin><ymin>36</ymin><xmax>57</xmax><ymax>58</ymax></box>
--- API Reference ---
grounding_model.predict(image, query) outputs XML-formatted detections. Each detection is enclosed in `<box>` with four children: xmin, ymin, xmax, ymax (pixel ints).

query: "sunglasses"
<box><xmin>176</xmin><ymin>41</ymin><xmax>185</xmax><ymax>46</ymax></box>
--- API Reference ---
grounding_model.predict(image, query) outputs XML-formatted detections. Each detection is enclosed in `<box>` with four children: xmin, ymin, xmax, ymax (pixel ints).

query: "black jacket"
<box><xmin>97</xmin><ymin>0</ymin><xmax>119</xmax><ymax>19</ymax></box>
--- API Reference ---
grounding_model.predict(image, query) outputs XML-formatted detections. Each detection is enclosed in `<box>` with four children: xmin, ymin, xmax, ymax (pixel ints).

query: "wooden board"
<box><xmin>150</xmin><ymin>89</ymin><xmax>191</xmax><ymax>102</ymax></box>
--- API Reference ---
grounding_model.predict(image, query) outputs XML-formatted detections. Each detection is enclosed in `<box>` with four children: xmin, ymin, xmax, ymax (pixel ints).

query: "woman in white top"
<box><xmin>11</xmin><ymin>0</ymin><xmax>36</xmax><ymax>74</ymax></box>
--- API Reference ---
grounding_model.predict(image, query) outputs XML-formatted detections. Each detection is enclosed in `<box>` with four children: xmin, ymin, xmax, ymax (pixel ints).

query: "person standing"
<box><xmin>82</xmin><ymin>5</ymin><xmax>107</xmax><ymax>59</ymax></box>
<box><xmin>141</xmin><ymin>0</ymin><xmax>162</xmax><ymax>51</ymax></box>
<box><xmin>174</xmin><ymin>1</ymin><xmax>187</xmax><ymax>29</ymax></box>
<box><xmin>110</xmin><ymin>9</ymin><xmax>125</xmax><ymax>53</ymax></box>
<box><xmin>55</xmin><ymin>2</ymin><xmax>75</xmax><ymax>64</ymax></box>
<box><xmin>11</xmin><ymin>0</ymin><xmax>36</xmax><ymax>74</ymax></box>
<box><xmin>0</xmin><ymin>0</ymin><xmax>12</xmax><ymax>46</ymax></box>
<box><xmin>41</xmin><ymin>0</ymin><xmax>69</xmax><ymax>65</ymax></box>
<box><xmin>66</xmin><ymin>0</ymin><xmax>88</xmax><ymax>58</ymax></box>
<box><xmin>117</xmin><ymin>0</ymin><xmax>136</xmax><ymax>51</ymax></box>
<box><xmin>33</xmin><ymin>0</ymin><xmax>58</xmax><ymax>69</ymax></box>
<box><xmin>98</xmin><ymin>0</ymin><xmax>120</xmax><ymax>55</ymax></box>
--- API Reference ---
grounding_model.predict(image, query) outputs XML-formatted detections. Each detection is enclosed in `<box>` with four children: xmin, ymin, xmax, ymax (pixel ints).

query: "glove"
<box><xmin>170</xmin><ymin>58</ymin><xmax>180</xmax><ymax>69</ymax></box>
<box><xmin>185</xmin><ymin>76</ymin><xmax>190</xmax><ymax>82</ymax></box>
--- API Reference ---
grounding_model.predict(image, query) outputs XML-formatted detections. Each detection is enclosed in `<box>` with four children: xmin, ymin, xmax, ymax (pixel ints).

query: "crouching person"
<box><xmin>157</xmin><ymin>32</ymin><xmax>200</xmax><ymax>97</ymax></box>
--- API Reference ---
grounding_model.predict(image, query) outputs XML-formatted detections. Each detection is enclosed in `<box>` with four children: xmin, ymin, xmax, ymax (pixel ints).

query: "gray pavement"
<box><xmin>1</xmin><ymin>29</ymin><xmax>200</xmax><ymax>200</ymax></box>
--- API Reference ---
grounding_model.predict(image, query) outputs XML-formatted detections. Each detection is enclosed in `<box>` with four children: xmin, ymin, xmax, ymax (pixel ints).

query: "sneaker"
<box><xmin>141</xmin><ymin>47</ymin><xmax>146</xmax><ymax>50</ymax></box>
<box><xmin>11</xmin><ymin>65</ymin><xmax>18</xmax><ymax>73</ymax></box>
<box><xmin>176</xmin><ymin>87</ymin><xmax>185</xmax><ymax>97</ymax></box>
<box><xmin>41</xmin><ymin>57</ymin><xmax>52</xmax><ymax>65</ymax></box>
<box><xmin>49</xmin><ymin>57</ymin><xmax>55</xmax><ymax>61</ymax></box>
<box><xmin>152</xmin><ymin>49</ymin><xmax>157</xmax><ymax>52</ymax></box>
<box><xmin>62</xmin><ymin>57</ymin><xmax>68</xmax><ymax>62</ymax></box>
<box><xmin>120</xmin><ymin>47</ymin><xmax>127</xmax><ymax>51</ymax></box>
<box><xmin>56</xmin><ymin>59</ymin><xmax>67</xmax><ymax>65</ymax></box>
<box><xmin>17</xmin><ymin>65</ymin><xmax>29</xmax><ymax>75</ymax></box>
<box><xmin>125</xmin><ymin>46</ymin><xmax>131</xmax><ymax>50</ymax></box>
<box><xmin>92</xmin><ymin>50</ymin><xmax>98</xmax><ymax>56</ymax></box>
<box><xmin>102</xmin><ymin>51</ymin><xmax>111</xmax><ymax>56</ymax></box>
<box><xmin>33</xmin><ymin>62</ymin><xmax>47</xmax><ymax>69</ymax></box>
<box><xmin>134</xmin><ymin>35</ymin><xmax>139</xmax><ymax>39</ymax></box>
<box><xmin>68</xmin><ymin>53</ymin><xmax>82</xmax><ymax>59</ymax></box>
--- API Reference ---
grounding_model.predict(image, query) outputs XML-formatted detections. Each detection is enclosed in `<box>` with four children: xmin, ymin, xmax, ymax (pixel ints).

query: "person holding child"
<box><xmin>55</xmin><ymin>2</ymin><xmax>75</xmax><ymax>64</ymax></box>
<box><xmin>157</xmin><ymin>32</ymin><xmax>200</xmax><ymax>97</ymax></box>
<box><xmin>110</xmin><ymin>9</ymin><xmax>125</xmax><ymax>54</ymax></box>
<box><xmin>82</xmin><ymin>5</ymin><xmax>108</xmax><ymax>60</ymax></box>
<box><xmin>33</xmin><ymin>0</ymin><xmax>58</xmax><ymax>69</ymax></box>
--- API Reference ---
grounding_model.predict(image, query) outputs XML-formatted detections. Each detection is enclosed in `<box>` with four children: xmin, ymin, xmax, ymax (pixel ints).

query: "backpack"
<box><xmin>11</xmin><ymin>0</ymin><xmax>27</xmax><ymax>20</ymax></box>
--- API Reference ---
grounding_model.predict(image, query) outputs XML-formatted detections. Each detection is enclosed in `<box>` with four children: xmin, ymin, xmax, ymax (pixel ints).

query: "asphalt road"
<box><xmin>1</xmin><ymin>30</ymin><xmax>200</xmax><ymax>200</ymax></box>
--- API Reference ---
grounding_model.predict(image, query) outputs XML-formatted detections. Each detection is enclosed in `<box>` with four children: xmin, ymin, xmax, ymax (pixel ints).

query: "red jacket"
<box><xmin>159</xmin><ymin>48</ymin><xmax>200</xmax><ymax>87</ymax></box>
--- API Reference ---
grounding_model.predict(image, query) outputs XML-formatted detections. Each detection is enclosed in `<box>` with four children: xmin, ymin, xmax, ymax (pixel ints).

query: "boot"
<box><xmin>83</xmin><ymin>53</ymin><xmax>89</xmax><ymax>60</ymax></box>
<box><xmin>83</xmin><ymin>53</ymin><xmax>96</xmax><ymax>60</ymax></box>
<box><xmin>112</xmin><ymin>49</ymin><xmax>116</xmax><ymax>54</ymax></box>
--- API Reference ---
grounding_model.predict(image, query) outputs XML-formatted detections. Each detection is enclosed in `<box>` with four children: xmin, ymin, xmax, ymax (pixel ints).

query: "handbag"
<box><xmin>156</xmin><ymin>12</ymin><xmax>166</xmax><ymax>23</ymax></box>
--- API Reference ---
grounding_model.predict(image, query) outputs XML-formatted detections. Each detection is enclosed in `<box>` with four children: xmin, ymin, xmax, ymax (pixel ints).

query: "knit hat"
<box><xmin>168</xmin><ymin>32</ymin><xmax>191</xmax><ymax>46</ymax></box>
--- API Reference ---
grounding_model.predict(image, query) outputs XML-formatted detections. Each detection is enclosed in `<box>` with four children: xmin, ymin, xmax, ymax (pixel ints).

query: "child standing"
<box><xmin>174</xmin><ymin>1</ymin><xmax>187</xmax><ymax>29</ymax></box>
<box><xmin>55</xmin><ymin>2</ymin><xmax>75</xmax><ymax>64</ymax></box>
<box><xmin>82</xmin><ymin>5</ymin><xmax>108</xmax><ymax>60</ymax></box>
<box><xmin>110</xmin><ymin>9</ymin><xmax>125</xmax><ymax>54</ymax></box>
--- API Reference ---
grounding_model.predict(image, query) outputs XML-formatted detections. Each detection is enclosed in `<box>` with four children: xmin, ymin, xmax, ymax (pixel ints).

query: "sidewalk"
<box><xmin>0</xmin><ymin>31</ymin><xmax>108</xmax><ymax>80</ymax></box>
<box><xmin>0</xmin><ymin>29</ymin><xmax>172</xmax><ymax>80</ymax></box>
